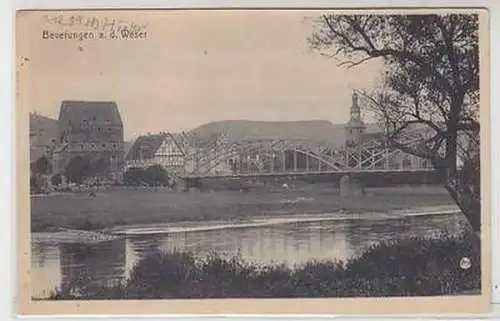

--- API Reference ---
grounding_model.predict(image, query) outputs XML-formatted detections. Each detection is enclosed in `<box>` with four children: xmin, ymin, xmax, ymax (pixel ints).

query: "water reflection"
<box><xmin>31</xmin><ymin>213</ymin><xmax>466</xmax><ymax>299</ymax></box>
<box><xmin>59</xmin><ymin>240</ymin><xmax>126</xmax><ymax>291</ymax></box>
<box><xmin>31</xmin><ymin>244</ymin><xmax>61</xmax><ymax>299</ymax></box>
<box><xmin>125</xmin><ymin>222</ymin><xmax>356</xmax><ymax>268</ymax></box>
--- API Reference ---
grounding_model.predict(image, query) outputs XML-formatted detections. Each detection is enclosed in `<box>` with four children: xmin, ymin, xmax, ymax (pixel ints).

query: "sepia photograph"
<box><xmin>16</xmin><ymin>8</ymin><xmax>490</xmax><ymax>315</ymax></box>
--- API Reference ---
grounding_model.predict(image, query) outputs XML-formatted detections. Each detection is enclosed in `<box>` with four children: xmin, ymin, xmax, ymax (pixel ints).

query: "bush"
<box><xmin>31</xmin><ymin>155</ymin><xmax>52</xmax><ymax>176</ymax></box>
<box><xmin>50</xmin><ymin>233</ymin><xmax>480</xmax><ymax>299</ymax></box>
<box><xmin>143</xmin><ymin>165</ymin><xmax>169</xmax><ymax>186</ymax></box>
<box><xmin>65</xmin><ymin>156</ymin><xmax>91</xmax><ymax>184</ymax></box>
<box><xmin>123</xmin><ymin>167</ymin><xmax>145</xmax><ymax>186</ymax></box>
<box><xmin>124</xmin><ymin>166</ymin><xmax>170</xmax><ymax>187</ymax></box>
<box><xmin>30</xmin><ymin>175</ymin><xmax>42</xmax><ymax>194</ymax></box>
<box><xmin>51</xmin><ymin>173</ymin><xmax>62</xmax><ymax>186</ymax></box>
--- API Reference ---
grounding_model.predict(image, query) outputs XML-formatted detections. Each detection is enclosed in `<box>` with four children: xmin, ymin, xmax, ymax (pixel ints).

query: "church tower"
<box><xmin>344</xmin><ymin>91</ymin><xmax>366</xmax><ymax>149</ymax></box>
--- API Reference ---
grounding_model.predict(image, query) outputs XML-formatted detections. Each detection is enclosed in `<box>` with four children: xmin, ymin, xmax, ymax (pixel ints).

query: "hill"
<box><xmin>189</xmin><ymin>120</ymin><xmax>380</xmax><ymax>148</ymax></box>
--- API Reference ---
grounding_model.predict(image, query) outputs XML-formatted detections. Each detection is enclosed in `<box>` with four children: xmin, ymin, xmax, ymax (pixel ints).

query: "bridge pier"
<box><xmin>293</xmin><ymin>150</ymin><xmax>298</xmax><ymax>172</ymax></box>
<box><xmin>339</xmin><ymin>174</ymin><xmax>365</xmax><ymax>198</ymax></box>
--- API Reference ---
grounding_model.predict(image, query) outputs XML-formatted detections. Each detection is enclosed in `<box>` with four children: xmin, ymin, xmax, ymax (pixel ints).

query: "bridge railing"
<box><xmin>181</xmin><ymin>136</ymin><xmax>435</xmax><ymax>177</ymax></box>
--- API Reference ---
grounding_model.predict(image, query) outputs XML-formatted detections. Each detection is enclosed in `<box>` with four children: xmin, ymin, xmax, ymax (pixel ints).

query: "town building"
<box><xmin>52</xmin><ymin>100</ymin><xmax>125</xmax><ymax>183</ymax></box>
<box><xmin>125</xmin><ymin>132</ymin><xmax>188</xmax><ymax>176</ymax></box>
<box><xmin>29</xmin><ymin>112</ymin><xmax>58</xmax><ymax>164</ymax></box>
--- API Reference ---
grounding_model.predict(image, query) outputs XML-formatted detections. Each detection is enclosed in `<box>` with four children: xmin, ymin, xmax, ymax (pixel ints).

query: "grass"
<box><xmin>31</xmin><ymin>185</ymin><xmax>456</xmax><ymax>232</ymax></box>
<box><xmin>49</xmin><ymin>232</ymin><xmax>481</xmax><ymax>299</ymax></box>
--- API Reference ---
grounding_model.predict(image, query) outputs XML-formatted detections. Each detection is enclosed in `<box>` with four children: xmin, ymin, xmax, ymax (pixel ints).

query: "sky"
<box><xmin>20</xmin><ymin>10</ymin><xmax>384</xmax><ymax>140</ymax></box>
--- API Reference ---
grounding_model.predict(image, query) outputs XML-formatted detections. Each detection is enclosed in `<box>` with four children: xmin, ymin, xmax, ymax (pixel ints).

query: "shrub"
<box><xmin>123</xmin><ymin>167</ymin><xmax>146</xmax><ymax>186</ymax></box>
<box><xmin>124</xmin><ymin>166</ymin><xmax>170</xmax><ymax>187</ymax></box>
<box><xmin>49</xmin><ymin>233</ymin><xmax>481</xmax><ymax>300</ymax></box>
<box><xmin>65</xmin><ymin>156</ymin><xmax>91</xmax><ymax>184</ymax></box>
<box><xmin>51</xmin><ymin>173</ymin><xmax>62</xmax><ymax>186</ymax></box>
<box><xmin>143</xmin><ymin>165</ymin><xmax>169</xmax><ymax>187</ymax></box>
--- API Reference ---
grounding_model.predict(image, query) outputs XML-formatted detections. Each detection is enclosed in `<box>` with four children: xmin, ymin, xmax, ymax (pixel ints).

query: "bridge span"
<box><xmin>126</xmin><ymin>92</ymin><xmax>440</xmax><ymax>194</ymax></box>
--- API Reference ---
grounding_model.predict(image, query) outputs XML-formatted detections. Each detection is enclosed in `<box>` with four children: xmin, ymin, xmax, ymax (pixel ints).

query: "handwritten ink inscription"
<box><xmin>40</xmin><ymin>14</ymin><xmax>148</xmax><ymax>40</ymax></box>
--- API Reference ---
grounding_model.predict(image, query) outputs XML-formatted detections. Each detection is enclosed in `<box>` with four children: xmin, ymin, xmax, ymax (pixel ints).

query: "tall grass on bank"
<box><xmin>50</xmin><ymin>233</ymin><xmax>480</xmax><ymax>299</ymax></box>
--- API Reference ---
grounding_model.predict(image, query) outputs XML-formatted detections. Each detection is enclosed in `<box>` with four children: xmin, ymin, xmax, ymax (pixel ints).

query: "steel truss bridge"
<box><xmin>181</xmin><ymin>134</ymin><xmax>435</xmax><ymax>178</ymax></box>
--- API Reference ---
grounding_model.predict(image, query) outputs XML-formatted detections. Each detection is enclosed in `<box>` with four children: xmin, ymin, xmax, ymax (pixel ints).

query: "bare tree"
<box><xmin>309</xmin><ymin>14</ymin><xmax>481</xmax><ymax>233</ymax></box>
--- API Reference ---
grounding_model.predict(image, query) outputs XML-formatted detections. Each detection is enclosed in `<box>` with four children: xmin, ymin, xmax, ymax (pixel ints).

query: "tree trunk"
<box><xmin>441</xmin><ymin>114</ymin><xmax>481</xmax><ymax>233</ymax></box>
<box><xmin>443</xmin><ymin>170</ymin><xmax>481</xmax><ymax>233</ymax></box>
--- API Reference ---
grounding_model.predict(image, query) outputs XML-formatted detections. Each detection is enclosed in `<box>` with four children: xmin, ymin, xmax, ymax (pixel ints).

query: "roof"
<box><xmin>126</xmin><ymin>133</ymin><xmax>167</xmax><ymax>160</ymax></box>
<box><xmin>58</xmin><ymin>100</ymin><xmax>123</xmax><ymax>127</ymax></box>
<box><xmin>30</xmin><ymin>112</ymin><xmax>58</xmax><ymax>126</ymax></box>
<box><xmin>126</xmin><ymin>132</ymin><xmax>188</xmax><ymax>160</ymax></box>
<box><xmin>165</xmin><ymin>132</ymin><xmax>188</xmax><ymax>154</ymax></box>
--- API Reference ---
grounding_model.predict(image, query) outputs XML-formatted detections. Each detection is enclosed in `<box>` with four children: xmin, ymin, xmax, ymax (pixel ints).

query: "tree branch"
<box><xmin>337</xmin><ymin>56</ymin><xmax>373</xmax><ymax>68</ymax></box>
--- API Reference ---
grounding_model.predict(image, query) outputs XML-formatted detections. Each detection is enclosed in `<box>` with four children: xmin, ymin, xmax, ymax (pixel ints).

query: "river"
<box><xmin>30</xmin><ymin>210</ymin><xmax>467</xmax><ymax>299</ymax></box>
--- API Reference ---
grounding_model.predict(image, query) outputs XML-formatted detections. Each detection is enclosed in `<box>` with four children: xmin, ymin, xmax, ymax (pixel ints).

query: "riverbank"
<box><xmin>31</xmin><ymin>185</ymin><xmax>457</xmax><ymax>232</ymax></box>
<box><xmin>48</xmin><ymin>233</ymin><xmax>481</xmax><ymax>299</ymax></box>
<box><xmin>31</xmin><ymin>205</ymin><xmax>462</xmax><ymax>244</ymax></box>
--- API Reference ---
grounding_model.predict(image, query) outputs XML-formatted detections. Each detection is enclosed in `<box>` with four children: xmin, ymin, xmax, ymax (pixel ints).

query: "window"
<box><xmin>112</xmin><ymin>143</ymin><xmax>117</xmax><ymax>148</ymax></box>
<box><xmin>102</xmin><ymin>143</ymin><xmax>106</xmax><ymax>148</ymax></box>
<box><xmin>81</xmin><ymin>144</ymin><xmax>84</xmax><ymax>150</ymax></box>
<box><xmin>108</xmin><ymin>128</ymin><xmax>112</xmax><ymax>132</ymax></box>
<box><xmin>91</xmin><ymin>143</ymin><xmax>96</xmax><ymax>149</ymax></box>
<box><xmin>92</xmin><ymin>116</ymin><xmax>97</xmax><ymax>121</ymax></box>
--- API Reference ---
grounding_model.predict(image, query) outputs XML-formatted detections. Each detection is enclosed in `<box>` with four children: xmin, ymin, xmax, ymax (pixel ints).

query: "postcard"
<box><xmin>16</xmin><ymin>8</ymin><xmax>491</xmax><ymax>315</ymax></box>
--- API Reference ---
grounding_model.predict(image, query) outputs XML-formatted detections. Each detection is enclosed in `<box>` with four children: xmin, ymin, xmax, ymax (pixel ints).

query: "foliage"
<box><xmin>123</xmin><ymin>167</ymin><xmax>146</xmax><ymax>185</ymax></box>
<box><xmin>51</xmin><ymin>173</ymin><xmax>62</xmax><ymax>186</ymax></box>
<box><xmin>88</xmin><ymin>157</ymin><xmax>112</xmax><ymax>178</ymax></box>
<box><xmin>123</xmin><ymin>165</ymin><xmax>169</xmax><ymax>186</ymax></box>
<box><xmin>31</xmin><ymin>155</ymin><xmax>52</xmax><ymax>176</ymax></box>
<box><xmin>64</xmin><ymin>155</ymin><xmax>119</xmax><ymax>184</ymax></box>
<box><xmin>309</xmin><ymin>14</ymin><xmax>481</xmax><ymax>232</ymax></box>
<box><xmin>30</xmin><ymin>175</ymin><xmax>43</xmax><ymax>194</ymax></box>
<box><xmin>65</xmin><ymin>156</ymin><xmax>91</xmax><ymax>184</ymax></box>
<box><xmin>143</xmin><ymin>165</ymin><xmax>170</xmax><ymax>186</ymax></box>
<box><xmin>49</xmin><ymin>233</ymin><xmax>480</xmax><ymax>299</ymax></box>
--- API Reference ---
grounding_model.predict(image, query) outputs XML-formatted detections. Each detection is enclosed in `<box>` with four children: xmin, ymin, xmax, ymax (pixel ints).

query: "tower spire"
<box><xmin>352</xmin><ymin>90</ymin><xmax>358</xmax><ymax>107</ymax></box>
<box><xmin>350</xmin><ymin>91</ymin><xmax>361</xmax><ymax>123</ymax></box>
<box><xmin>344</xmin><ymin>89</ymin><xmax>366</xmax><ymax>150</ymax></box>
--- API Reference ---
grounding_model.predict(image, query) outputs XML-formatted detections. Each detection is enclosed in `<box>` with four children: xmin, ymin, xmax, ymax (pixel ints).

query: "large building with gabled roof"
<box><xmin>52</xmin><ymin>100</ymin><xmax>125</xmax><ymax>182</ymax></box>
